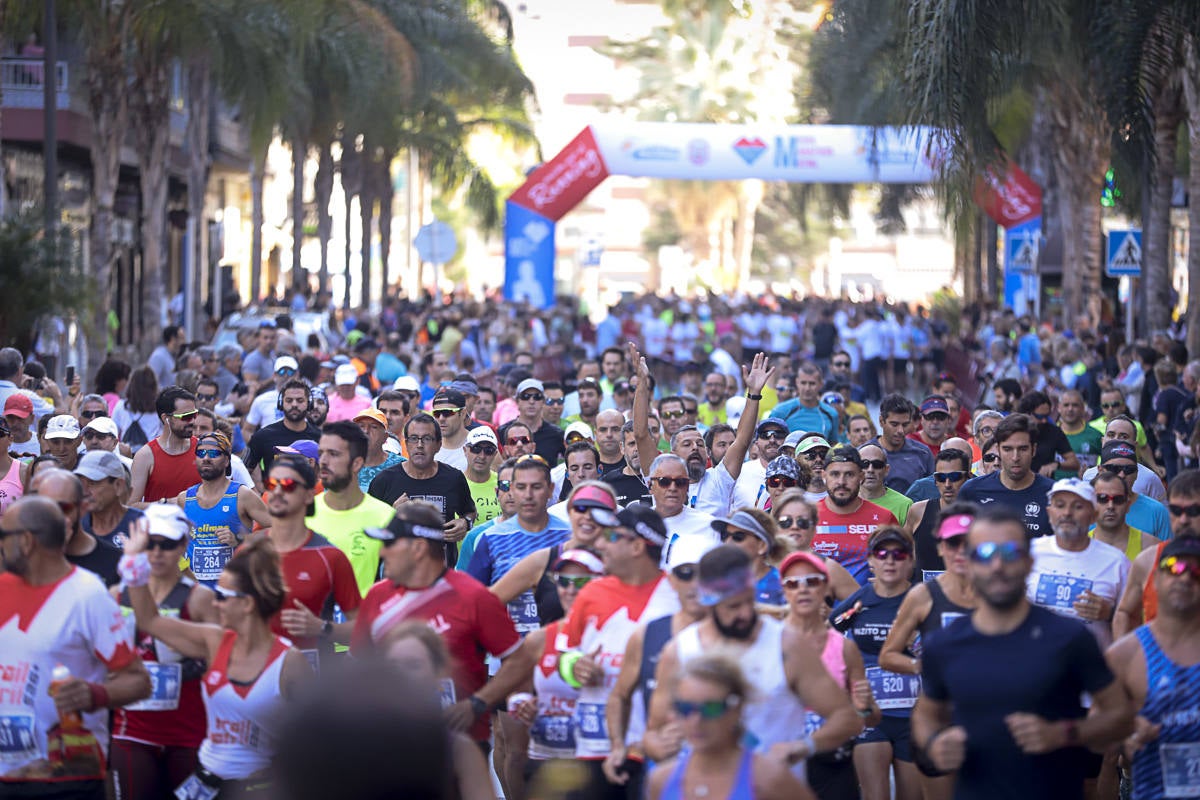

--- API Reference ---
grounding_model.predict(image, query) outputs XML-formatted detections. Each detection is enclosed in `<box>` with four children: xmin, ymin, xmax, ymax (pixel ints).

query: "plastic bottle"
<box><xmin>48</xmin><ymin>664</ymin><xmax>84</xmax><ymax>731</ymax></box>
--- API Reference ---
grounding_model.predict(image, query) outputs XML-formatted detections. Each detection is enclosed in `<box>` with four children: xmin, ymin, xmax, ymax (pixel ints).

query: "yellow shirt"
<box><xmin>308</xmin><ymin>492</ymin><xmax>396</xmax><ymax>596</ymax></box>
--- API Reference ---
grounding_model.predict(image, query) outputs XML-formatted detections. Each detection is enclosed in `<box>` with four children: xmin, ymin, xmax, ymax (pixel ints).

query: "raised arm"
<box><xmin>721</xmin><ymin>353</ymin><xmax>775</xmax><ymax>480</ymax></box>
<box><xmin>630</xmin><ymin>343</ymin><xmax>658</xmax><ymax>479</ymax></box>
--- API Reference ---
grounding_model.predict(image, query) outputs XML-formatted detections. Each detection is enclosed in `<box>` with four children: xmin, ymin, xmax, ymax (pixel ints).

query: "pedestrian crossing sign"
<box><xmin>1106</xmin><ymin>229</ymin><xmax>1142</xmax><ymax>277</ymax></box>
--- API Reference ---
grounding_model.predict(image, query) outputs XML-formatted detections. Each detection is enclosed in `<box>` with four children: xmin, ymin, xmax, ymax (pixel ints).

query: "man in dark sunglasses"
<box><xmin>1089</xmin><ymin>471</ymin><xmax>1162</xmax><ymax>562</ymax></box>
<box><xmin>912</xmin><ymin>505</ymin><xmax>1132</xmax><ymax>796</ymax></box>
<box><xmin>906</xmin><ymin>449</ymin><xmax>975</xmax><ymax>574</ymax></box>
<box><xmin>1084</xmin><ymin>441</ymin><xmax>1171</xmax><ymax>542</ymax></box>
<box><xmin>1081</xmin><ymin>417</ymin><xmax>1168</xmax><ymax>504</ymax></box>
<box><xmin>75</xmin><ymin>393</ymin><xmax>110</xmax><ymax>429</ymax></box>
<box><xmin>129</xmin><ymin>387</ymin><xmax>201</xmax><ymax>506</ymax></box>
<box><xmin>1086</xmin><ymin>392</ymin><xmax>1163</xmax><ymax>480</ymax></box>
<box><xmin>431</xmin><ymin>389</ymin><xmax>470</xmax><ymax>470</ymax></box>
<box><xmin>513</xmin><ymin>378</ymin><xmax>566</xmax><ymax>467</ymax></box>
<box><xmin>857</xmin><ymin>443</ymin><xmax>912</xmax><ymax>526</ymax></box>
<box><xmin>730</xmin><ymin>418</ymin><xmax>788</xmax><ymax>510</ymax></box>
<box><xmin>459</xmin><ymin>428</ymin><xmax>505</xmax><ymax>526</ymax></box>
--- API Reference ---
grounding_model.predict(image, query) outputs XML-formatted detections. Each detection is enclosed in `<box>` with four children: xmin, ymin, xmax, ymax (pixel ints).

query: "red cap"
<box><xmin>3</xmin><ymin>393</ymin><xmax>33</xmax><ymax>419</ymax></box>
<box><xmin>779</xmin><ymin>550</ymin><xmax>829</xmax><ymax>578</ymax></box>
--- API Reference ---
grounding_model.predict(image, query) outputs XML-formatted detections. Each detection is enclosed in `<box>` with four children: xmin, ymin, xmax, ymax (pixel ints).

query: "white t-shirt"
<box><xmin>660</xmin><ymin>506</ymin><xmax>719</xmax><ymax>568</ymax></box>
<box><xmin>0</xmin><ymin>567</ymin><xmax>136</xmax><ymax>779</ymax></box>
<box><xmin>858</xmin><ymin>319</ymin><xmax>885</xmax><ymax>360</ymax></box>
<box><xmin>691</xmin><ymin>463</ymin><xmax>737</xmax><ymax>518</ymax></box>
<box><xmin>766</xmin><ymin>314</ymin><xmax>796</xmax><ymax>354</ymax></box>
<box><xmin>245</xmin><ymin>391</ymin><xmax>282</xmax><ymax>428</ymax></box>
<box><xmin>643</xmin><ymin>317</ymin><xmax>668</xmax><ymax>359</ymax></box>
<box><xmin>732</xmin><ymin>459</ymin><xmax>768</xmax><ymax>511</ymax></box>
<box><xmin>1026</xmin><ymin>537</ymin><xmax>1130</xmax><ymax>649</ymax></box>
<box><xmin>434</xmin><ymin>444</ymin><xmax>468</xmax><ymax>472</ymax></box>
<box><xmin>1080</xmin><ymin>463</ymin><xmax>1166</xmax><ymax>502</ymax></box>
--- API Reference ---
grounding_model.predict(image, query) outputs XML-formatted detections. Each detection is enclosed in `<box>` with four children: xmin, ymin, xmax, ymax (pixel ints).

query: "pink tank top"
<box><xmin>819</xmin><ymin>627</ymin><xmax>847</xmax><ymax>689</ymax></box>
<box><xmin>0</xmin><ymin>459</ymin><xmax>22</xmax><ymax>512</ymax></box>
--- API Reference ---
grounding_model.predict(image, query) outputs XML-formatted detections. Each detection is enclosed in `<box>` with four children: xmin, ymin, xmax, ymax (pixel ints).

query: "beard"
<box><xmin>308</xmin><ymin>409</ymin><xmax>328</xmax><ymax>426</ymax></box>
<box><xmin>827</xmin><ymin>486</ymin><xmax>859</xmax><ymax>508</ymax></box>
<box><xmin>686</xmin><ymin>457</ymin><xmax>706</xmax><ymax>482</ymax></box>
<box><xmin>284</xmin><ymin>407</ymin><xmax>308</xmax><ymax>424</ymax></box>
<box><xmin>197</xmin><ymin>463</ymin><xmax>225</xmax><ymax>481</ymax></box>
<box><xmin>713</xmin><ymin>609</ymin><xmax>757</xmax><ymax>641</ymax></box>
<box><xmin>322</xmin><ymin>468</ymin><xmax>353</xmax><ymax>493</ymax></box>
<box><xmin>975</xmin><ymin>574</ymin><xmax>1026</xmax><ymax>610</ymax></box>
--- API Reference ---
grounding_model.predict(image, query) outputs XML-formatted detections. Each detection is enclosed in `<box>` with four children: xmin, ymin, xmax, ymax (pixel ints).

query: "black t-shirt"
<box><xmin>922</xmin><ymin>606</ymin><xmax>1115</xmax><ymax>800</ymax></box>
<box><xmin>82</xmin><ymin>507</ymin><xmax>145</xmax><ymax>550</ymax></box>
<box><xmin>601</xmin><ymin>468</ymin><xmax>651</xmax><ymax>507</ymax></box>
<box><xmin>1031</xmin><ymin>423</ymin><xmax>1073</xmax><ymax>472</ymax></box>
<box><xmin>531</xmin><ymin>420</ymin><xmax>566</xmax><ymax>467</ymax></box>
<box><xmin>68</xmin><ymin>535</ymin><xmax>122</xmax><ymax>587</ymax></box>
<box><xmin>812</xmin><ymin>322</ymin><xmax>838</xmax><ymax>359</ymax></box>
<box><xmin>367</xmin><ymin>462</ymin><xmax>476</xmax><ymax>523</ymax></box>
<box><xmin>957</xmin><ymin>472</ymin><xmax>1054</xmax><ymax>537</ymax></box>
<box><xmin>244</xmin><ymin>420</ymin><xmax>322</xmax><ymax>474</ymax></box>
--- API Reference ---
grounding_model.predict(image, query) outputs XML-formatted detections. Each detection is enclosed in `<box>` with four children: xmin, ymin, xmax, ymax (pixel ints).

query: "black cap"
<box><xmin>354</xmin><ymin>337</ymin><xmax>380</xmax><ymax>352</ymax></box>
<box><xmin>756</xmin><ymin>418</ymin><xmax>788</xmax><ymax>436</ymax></box>
<box><xmin>1161</xmin><ymin>537</ymin><xmax>1200</xmax><ymax>561</ymax></box>
<box><xmin>1101</xmin><ymin>441</ymin><xmax>1137</xmax><ymax>462</ymax></box>
<box><xmin>365</xmin><ymin>516</ymin><xmax>445</xmax><ymax>543</ymax></box>
<box><xmin>825</xmin><ymin>444</ymin><xmax>863</xmax><ymax>468</ymax></box>
<box><xmin>589</xmin><ymin>504</ymin><xmax>667</xmax><ymax>545</ymax></box>
<box><xmin>432</xmin><ymin>388</ymin><xmax>467</xmax><ymax>409</ymax></box>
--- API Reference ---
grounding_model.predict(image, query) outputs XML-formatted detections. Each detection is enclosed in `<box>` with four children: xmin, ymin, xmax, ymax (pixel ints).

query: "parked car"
<box><xmin>212</xmin><ymin>308</ymin><xmax>340</xmax><ymax>354</ymax></box>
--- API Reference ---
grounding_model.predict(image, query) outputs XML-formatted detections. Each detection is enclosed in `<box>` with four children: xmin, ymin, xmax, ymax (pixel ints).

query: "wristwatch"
<box><xmin>469</xmin><ymin>695</ymin><xmax>489</xmax><ymax>718</ymax></box>
<box><xmin>746</xmin><ymin>392</ymin><xmax>763</xmax><ymax>401</ymax></box>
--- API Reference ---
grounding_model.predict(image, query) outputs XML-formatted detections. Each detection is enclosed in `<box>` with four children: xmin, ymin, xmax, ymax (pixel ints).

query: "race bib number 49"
<box><xmin>1160</xmin><ymin>743</ymin><xmax>1200</xmax><ymax>798</ymax></box>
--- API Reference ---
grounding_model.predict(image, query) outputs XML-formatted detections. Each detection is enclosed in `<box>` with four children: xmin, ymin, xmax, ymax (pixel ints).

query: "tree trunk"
<box><xmin>130</xmin><ymin>53</ymin><xmax>172</xmax><ymax>358</ymax></box>
<box><xmin>359</xmin><ymin>141</ymin><xmax>375</xmax><ymax>310</ymax></box>
<box><xmin>339</xmin><ymin>134</ymin><xmax>361</xmax><ymax>310</ymax></box>
<box><xmin>291</xmin><ymin>137</ymin><xmax>305</xmax><ymax>294</ymax></box>
<box><xmin>185</xmin><ymin>55</ymin><xmax>213</xmax><ymax>337</ymax></box>
<box><xmin>250</xmin><ymin>146</ymin><xmax>267</xmax><ymax>305</ymax></box>
<box><xmin>1144</xmin><ymin>79</ymin><xmax>1183</xmax><ymax>334</ymax></box>
<box><xmin>376</xmin><ymin>149</ymin><xmax>395</xmax><ymax>299</ymax></box>
<box><xmin>1181</xmin><ymin>34</ymin><xmax>1200</xmax><ymax>357</ymax></box>
<box><xmin>314</xmin><ymin>141</ymin><xmax>334</xmax><ymax>298</ymax></box>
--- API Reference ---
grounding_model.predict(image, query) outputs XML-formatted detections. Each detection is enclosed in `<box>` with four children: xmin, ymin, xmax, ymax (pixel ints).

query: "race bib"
<box><xmin>576</xmin><ymin>702</ymin><xmax>608</xmax><ymax>741</ymax></box>
<box><xmin>866</xmin><ymin>666</ymin><xmax>920</xmax><ymax>710</ymax></box>
<box><xmin>438</xmin><ymin>678</ymin><xmax>457</xmax><ymax>710</ymax></box>
<box><xmin>126</xmin><ymin>662</ymin><xmax>182</xmax><ymax>711</ymax></box>
<box><xmin>803</xmin><ymin>710</ymin><xmax>823</xmax><ymax>736</ymax></box>
<box><xmin>302</xmin><ymin>649</ymin><xmax>320</xmax><ymax>676</ymax></box>
<box><xmin>531</xmin><ymin>714</ymin><xmax>575</xmax><ymax>749</ymax></box>
<box><xmin>507</xmin><ymin>591</ymin><xmax>541</xmax><ymax>634</ymax></box>
<box><xmin>175</xmin><ymin>773</ymin><xmax>220</xmax><ymax>800</ymax></box>
<box><xmin>1035</xmin><ymin>574</ymin><xmax>1093</xmax><ymax>612</ymax></box>
<box><xmin>0</xmin><ymin>712</ymin><xmax>39</xmax><ymax>764</ymax></box>
<box><xmin>922</xmin><ymin>570</ymin><xmax>945</xmax><ymax>582</ymax></box>
<box><xmin>190</xmin><ymin>544</ymin><xmax>232</xmax><ymax>582</ymax></box>
<box><xmin>1160</xmin><ymin>742</ymin><xmax>1200</xmax><ymax>798</ymax></box>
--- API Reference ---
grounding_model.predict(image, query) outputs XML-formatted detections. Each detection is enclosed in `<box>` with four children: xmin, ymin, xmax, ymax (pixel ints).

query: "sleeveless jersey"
<box><xmin>1088</xmin><ymin>527</ymin><xmax>1144</xmax><ymax>562</ymax></box>
<box><xmin>198</xmin><ymin>630</ymin><xmax>291</xmax><ymax>781</ymax></box>
<box><xmin>662</xmin><ymin>747</ymin><xmax>756</xmax><ymax>800</ymax></box>
<box><xmin>0</xmin><ymin>458</ymin><xmax>22</xmax><ymax>513</ymax></box>
<box><xmin>911</xmin><ymin>501</ymin><xmax>945</xmax><ymax>581</ymax></box>
<box><xmin>676</xmin><ymin>617</ymin><xmax>809</xmax><ymax>781</ymax></box>
<box><xmin>184</xmin><ymin>481</ymin><xmax>243</xmax><ymax>587</ymax></box>
<box><xmin>529</xmin><ymin>622</ymin><xmax>579</xmax><ymax>761</ymax></box>
<box><xmin>918</xmin><ymin>579</ymin><xmax>972</xmax><ymax>639</ymax></box>
<box><xmin>834</xmin><ymin>584</ymin><xmax>918</xmax><ymax>718</ymax></box>
<box><xmin>1131</xmin><ymin>625</ymin><xmax>1200</xmax><ymax>800</ymax></box>
<box><xmin>1142</xmin><ymin>541</ymin><xmax>1168</xmax><ymax>624</ymax></box>
<box><xmin>631</xmin><ymin>616</ymin><xmax>676</xmax><ymax>748</ymax></box>
<box><xmin>114</xmin><ymin>579</ymin><xmax>207</xmax><ymax>748</ymax></box>
<box><xmin>143</xmin><ymin>437</ymin><xmax>201</xmax><ymax>503</ymax></box>
<box><xmin>534</xmin><ymin>544</ymin><xmax>566</xmax><ymax>626</ymax></box>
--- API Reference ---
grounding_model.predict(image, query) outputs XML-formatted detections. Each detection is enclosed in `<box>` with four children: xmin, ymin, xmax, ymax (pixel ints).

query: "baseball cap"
<box><xmin>354</xmin><ymin>408</ymin><xmax>387</xmax><ymax>428</ymax></box>
<box><xmin>83</xmin><ymin>416</ymin><xmax>120</xmax><ymax>438</ymax></box>
<box><xmin>666</xmin><ymin>534</ymin><xmax>717</xmax><ymax>570</ymax></box>
<box><xmin>465</xmin><ymin>427</ymin><xmax>499</xmax><ymax>447</ymax></box>
<box><xmin>920</xmin><ymin>396</ymin><xmax>950</xmax><ymax>416</ymax></box>
<box><xmin>756</xmin><ymin>418</ymin><xmax>787</xmax><ymax>437</ymax></box>
<box><xmin>432</xmin><ymin>389</ymin><xmax>467</xmax><ymax>410</ymax></box>
<box><xmin>825</xmin><ymin>443</ymin><xmax>863</xmax><ymax>467</ymax></box>
<box><xmin>779</xmin><ymin>550</ymin><xmax>830</xmax><ymax>578</ymax></box>
<box><xmin>697</xmin><ymin>545</ymin><xmax>756</xmax><ymax>606</ymax></box>
<box><xmin>319</xmin><ymin>359</ymin><xmax>337</xmax><ymax>370</ymax></box>
<box><xmin>936</xmin><ymin>512</ymin><xmax>973</xmax><ymax>540</ymax></box>
<box><xmin>553</xmin><ymin>548</ymin><xmax>605</xmax><ymax>575</ymax></box>
<box><xmin>711</xmin><ymin>510</ymin><xmax>772</xmax><ymax>546</ymax></box>
<box><xmin>344</xmin><ymin>329</ymin><xmax>365</xmax><ymax>347</ymax></box>
<box><xmin>4</xmin><ymin>393</ymin><xmax>33</xmax><ymax>419</ymax></box>
<box><xmin>725</xmin><ymin>396</ymin><xmax>746</xmax><ymax>426</ymax></box>
<box><xmin>366</xmin><ymin>515</ymin><xmax>444</xmax><ymax>543</ymax></box>
<box><xmin>516</xmin><ymin>378</ymin><xmax>545</xmax><ymax>396</ymax></box>
<box><xmin>276</xmin><ymin>440</ymin><xmax>319</xmax><ymax>461</ymax></box>
<box><xmin>1049</xmin><ymin>477</ymin><xmax>1096</xmax><ymax>505</ymax></box>
<box><xmin>1161</xmin><ymin>537</ymin><xmax>1200</xmax><ymax>561</ymax></box>
<box><xmin>393</xmin><ymin>376</ymin><xmax>420</xmax><ymax>393</ymax></box>
<box><xmin>274</xmin><ymin>355</ymin><xmax>299</xmax><ymax>373</ymax></box>
<box><xmin>765</xmin><ymin>455</ymin><xmax>802</xmax><ymax>481</ymax></box>
<box><xmin>588</xmin><ymin>504</ymin><xmax>667</xmax><ymax>546</ymax></box>
<box><xmin>449</xmin><ymin>379</ymin><xmax>479</xmax><ymax>397</ymax></box>
<box><xmin>564</xmin><ymin>421</ymin><xmax>593</xmax><ymax>443</ymax></box>
<box><xmin>143</xmin><ymin>503</ymin><xmax>191</xmax><ymax>542</ymax></box>
<box><xmin>74</xmin><ymin>450</ymin><xmax>126</xmax><ymax>482</ymax></box>
<box><xmin>568</xmin><ymin>483</ymin><xmax>616</xmax><ymax>512</ymax></box>
<box><xmin>782</xmin><ymin>430</ymin><xmax>807</xmax><ymax>451</ymax></box>
<box><xmin>613</xmin><ymin>380</ymin><xmax>632</xmax><ymax>394</ymax></box>
<box><xmin>45</xmin><ymin>415</ymin><xmax>81</xmax><ymax>440</ymax></box>
<box><xmin>334</xmin><ymin>364</ymin><xmax>359</xmax><ymax>385</ymax></box>
<box><xmin>796</xmin><ymin>436</ymin><xmax>832</xmax><ymax>454</ymax></box>
<box><xmin>1101</xmin><ymin>440</ymin><xmax>1137</xmax><ymax>462</ymax></box>
<box><xmin>354</xmin><ymin>337</ymin><xmax>380</xmax><ymax>352</ymax></box>
<box><xmin>869</xmin><ymin>527</ymin><xmax>914</xmax><ymax>552</ymax></box>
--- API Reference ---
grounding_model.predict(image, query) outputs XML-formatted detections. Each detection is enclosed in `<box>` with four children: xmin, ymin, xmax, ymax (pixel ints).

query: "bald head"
<box><xmin>596</xmin><ymin>409</ymin><xmax>624</xmax><ymax>428</ymax></box>
<box><xmin>30</xmin><ymin>468</ymin><xmax>84</xmax><ymax>504</ymax></box>
<box><xmin>940</xmin><ymin>437</ymin><xmax>971</xmax><ymax>456</ymax></box>
<box><xmin>3</xmin><ymin>495</ymin><xmax>67</xmax><ymax>550</ymax></box>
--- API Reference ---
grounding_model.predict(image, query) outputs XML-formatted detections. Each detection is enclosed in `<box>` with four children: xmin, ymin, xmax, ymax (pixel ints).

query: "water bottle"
<box><xmin>48</xmin><ymin>664</ymin><xmax>84</xmax><ymax>731</ymax></box>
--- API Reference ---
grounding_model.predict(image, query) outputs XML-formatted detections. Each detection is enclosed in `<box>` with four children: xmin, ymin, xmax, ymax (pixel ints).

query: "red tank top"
<box><xmin>143</xmin><ymin>437</ymin><xmax>201</xmax><ymax>503</ymax></box>
<box><xmin>1142</xmin><ymin>541</ymin><xmax>1167</xmax><ymax>623</ymax></box>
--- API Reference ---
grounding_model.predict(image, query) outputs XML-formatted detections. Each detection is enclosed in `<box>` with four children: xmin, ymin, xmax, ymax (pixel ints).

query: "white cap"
<box><xmin>666</xmin><ymin>533</ymin><xmax>718</xmax><ymax>570</ymax></box>
<box><xmin>724</xmin><ymin>396</ymin><xmax>746</xmax><ymax>426</ymax></box>
<box><xmin>465</xmin><ymin>427</ymin><xmax>499</xmax><ymax>447</ymax></box>
<box><xmin>563</xmin><ymin>421</ymin><xmax>593</xmax><ymax>442</ymax></box>
<box><xmin>393</xmin><ymin>375</ymin><xmax>420</xmax><ymax>392</ymax></box>
<box><xmin>516</xmin><ymin>378</ymin><xmax>545</xmax><ymax>396</ymax></box>
<box><xmin>783</xmin><ymin>430</ymin><xmax>807</xmax><ymax>450</ymax></box>
<box><xmin>273</xmin><ymin>355</ymin><xmax>299</xmax><ymax>373</ymax></box>
<box><xmin>143</xmin><ymin>503</ymin><xmax>191</xmax><ymax>541</ymax></box>
<box><xmin>334</xmin><ymin>364</ymin><xmax>359</xmax><ymax>385</ymax></box>
<box><xmin>45</xmin><ymin>415</ymin><xmax>81</xmax><ymax>440</ymax></box>
<box><xmin>83</xmin><ymin>416</ymin><xmax>120</xmax><ymax>438</ymax></box>
<box><xmin>1049</xmin><ymin>477</ymin><xmax>1096</xmax><ymax>505</ymax></box>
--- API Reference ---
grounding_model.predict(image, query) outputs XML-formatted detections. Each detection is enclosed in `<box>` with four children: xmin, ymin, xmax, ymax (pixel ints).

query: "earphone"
<box><xmin>277</xmin><ymin>381</ymin><xmax>315</xmax><ymax>412</ymax></box>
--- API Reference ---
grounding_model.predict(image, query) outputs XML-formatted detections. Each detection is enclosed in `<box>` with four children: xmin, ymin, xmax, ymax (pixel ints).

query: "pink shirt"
<box><xmin>326</xmin><ymin>393</ymin><xmax>372</xmax><ymax>422</ymax></box>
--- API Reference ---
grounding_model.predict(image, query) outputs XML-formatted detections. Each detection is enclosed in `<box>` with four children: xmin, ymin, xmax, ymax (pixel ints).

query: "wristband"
<box><xmin>87</xmin><ymin>682</ymin><xmax>110</xmax><ymax>711</ymax></box>
<box><xmin>746</xmin><ymin>393</ymin><xmax>763</xmax><ymax>401</ymax></box>
<box><xmin>469</xmin><ymin>695</ymin><xmax>489</xmax><ymax>718</ymax></box>
<box><xmin>856</xmin><ymin>706</ymin><xmax>873</xmax><ymax>719</ymax></box>
<box><xmin>118</xmin><ymin>553</ymin><xmax>151</xmax><ymax>587</ymax></box>
<box><xmin>559</xmin><ymin>651</ymin><xmax>584</xmax><ymax>689</ymax></box>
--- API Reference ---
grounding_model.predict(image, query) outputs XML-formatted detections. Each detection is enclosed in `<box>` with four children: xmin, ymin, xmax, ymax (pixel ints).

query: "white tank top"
<box><xmin>529</xmin><ymin>623</ymin><xmax>579</xmax><ymax>761</ymax></box>
<box><xmin>676</xmin><ymin>616</ymin><xmax>809</xmax><ymax>780</ymax></box>
<box><xmin>198</xmin><ymin>630</ymin><xmax>291</xmax><ymax>780</ymax></box>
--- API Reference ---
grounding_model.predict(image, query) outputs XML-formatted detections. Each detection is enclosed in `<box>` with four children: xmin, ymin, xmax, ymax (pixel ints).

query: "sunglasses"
<box><xmin>1168</xmin><ymin>503</ymin><xmax>1200</xmax><ymax>518</ymax></box>
<box><xmin>565</xmin><ymin>434</ymin><xmax>588</xmax><ymax>445</ymax></box>
<box><xmin>146</xmin><ymin>537</ymin><xmax>182</xmax><ymax>551</ymax></box>
<box><xmin>432</xmin><ymin>408</ymin><xmax>462</xmax><ymax>419</ymax></box>
<box><xmin>782</xmin><ymin>574</ymin><xmax>827</xmax><ymax>590</ymax></box>
<box><xmin>406</xmin><ymin>435</ymin><xmax>438</xmax><ymax>445</ymax></box>
<box><xmin>982</xmin><ymin>454</ymin><xmax>999</xmax><ymax>463</ymax></box>
<box><xmin>196</xmin><ymin>394</ymin><xmax>218</xmax><ymax>403</ymax></box>
<box><xmin>776</xmin><ymin>516</ymin><xmax>812</xmax><ymax>530</ymax></box>
<box><xmin>759</xmin><ymin>430</ymin><xmax>787</xmax><ymax>441</ymax></box>
<box><xmin>871</xmin><ymin>548</ymin><xmax>911</xmax><ymax>562</ymax></box>
<box><xmin>672</xmin><ymin>698</ymin><xmax>737</xmax><ymax>720</ymax></box>
<box><xmin>720</xmin><ymin>530</ymin><xmax>752</xmax><ymax>543</ymax></box>
<box><xmin>80</xmin><ymin>410</ymin><xmax>107</xmax><ymax>420</ymax></box>
<box><xmin>265</xmin><ymin>477</ymin><xmax>302</xmax><ymax>493</ymax></box>
<box><xmin>941</xmin><ymin>534</ymin><xmax>968</xmax><ymax>550</ymax></box>
<box><xmin>0</xmin><ymin>526</ymin><xmax>26</xmax><ymax>540</ymax></box>
<box><xmin>276</xmin><ymin>368</ymin><xmax>297</xmax><ymax>377</ymax></box>
<box><xmin>553</xmin><ymin>574</ymin><xmax>595</xmax><ymax>590</ymax></box>
<box><xmin>82</xmin><ymin>430</ymin><xmax>111</xmax><ymax>439</ymax></box>
<box><xmin>861</xmin><ymin>459</ymin><xmax>887</xmax><ymax>470</ymax></box>
<box><xmin>683</xmin><ymin>407</ymin><xmax>698</xmax><ymax>415</ymax></box>
<box><xmin>517</xmin><ymin>454</ymin><xmax>548</xmax><ymax>466</ymax></box>
<box><xmin>652</xmin><ymin>477</ymin><xmax>690</xmax><ymax>489</ymax></box>
<box><xmin>767</xmin><ymin>476</ymin><xmax>797</xmax><ymax>489</ymax></box>
<box><xmin>170</xmin><ymin>410</ymin><xmax>198</xmax><ymax>420</ymax></box>
<box><xmin>1101</xmin><ymin>464</ymin><xmax>1138</xmax><ymax>477</ymax></box>
<box><xmin>934</xmin><ymin>471</ymin><xmax>966</xmax><ymax>484</ymax></box>
<box><xmin>1096</xmin><ymin>493</ymin><xmax>1127</xmax><ymax>505</ymax></box>
<box><xmin>774</xmin><ymin>385</ymin><xmax>792</xmax><ymax>393</ymax></box>
<box><xmin>497</xmin><ymin>480</ymin><xmax>512</xmax><ymax>493</ymax></box>
<box><xmin>923</xmin><ymin>413</ymin><xmax>950</xmax><ymax>422</ymax></box>
<box><xmin>213</xmin><ymin>585</ymin><xmax>248</xmax><ymax>602</ymax></box>
<box><xmin>662</xmin><ymin>410</ymin><xmax>687</xmax><ymax>419</ymax></box>
<box><xmin>545</xmin><ymin>398</ymin><xmax>565</xmax><ymax>407</ymax></box>
<box><xmin>671</xmin><ymin>564</ymin><xmax>698</xmax><ymax>581</ymax></box>
<box><xmin>802</xmin><ymin>449</ymin><xmax>829</xmax><ymax>460</ymax></box>
<box><xmin>506</xmin><ymin>436</ymin><xmax>532</xmax><ymax>446</ymax></box>
<box><xmin>604</xmin><ymin>530</ymin><xmax>637</xmax><ymax>543</ymax></box>
<box><xmin>969</xmin><ymin>540</ymin><xmax>1028</xmax><ymax>564</ymax></box>
<box><xmin>468</xmin><ymin>443</ymin><xmax>497</xmax><ymax>455</ymax></box>
<box><xmin>1159</xmin><ymin>556</ymin><xmax>1200</xmax><ymax>580</ymax></box>
<box><xmin>1100</xmin><ymin>402</ymin><xmax>1123</xmax><ymax>409</ymax></box>
<box><xmin>518</xmin><ymin>392</ymin><xmax>544</xmax><ymax>402</ymax></box>
<box><xmin>195</xmin><ymin>448</ymin><xmax>226</xmax><ymax>460</ymax></box>
<box><xmin>832</xmin><ymin>361</ymin><xmax>851</xmax><ymax>368</ymax></box>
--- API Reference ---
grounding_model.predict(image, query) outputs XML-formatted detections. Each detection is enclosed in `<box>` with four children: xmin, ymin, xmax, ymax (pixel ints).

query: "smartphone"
<box><xmin>65</xmin><ymin>365</ymin><xmax>76</xmax><ymax>386</ymax></box>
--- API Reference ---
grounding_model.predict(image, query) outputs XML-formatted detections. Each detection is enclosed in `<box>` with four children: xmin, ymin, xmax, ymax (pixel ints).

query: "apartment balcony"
<box><xmin>1</xmin><ymin>58</ymin><xmax>70</xmax><ymax>109</ymax></box>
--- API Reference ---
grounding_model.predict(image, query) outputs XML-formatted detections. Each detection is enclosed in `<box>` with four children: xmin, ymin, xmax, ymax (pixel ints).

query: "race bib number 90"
<box><xmin>1035</xmin><ymin>574</ymin><xmax>1092</xmax><ymax>612</ymax></box>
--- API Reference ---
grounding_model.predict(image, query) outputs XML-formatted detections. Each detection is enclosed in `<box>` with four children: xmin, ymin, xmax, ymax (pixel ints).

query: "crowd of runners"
<box><xmin>1</xmin><ymin>293</ymin><xmax>1198</xmax><ymax>800</ymax></box>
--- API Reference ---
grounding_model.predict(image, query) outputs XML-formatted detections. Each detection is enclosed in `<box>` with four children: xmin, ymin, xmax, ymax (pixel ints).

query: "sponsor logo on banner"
<box><xmin>854</xmin><ymin>129</ymin><xmax>921</xmax><ymax>166</ymax></box>
<box><xmin>510</xmin><ymin>126</ymin><xmax>608</xmax><ymax>221</ymax></box>
<box><xmin>775</xmin><ymin>135</ymin><xmax>836</xmax><ymax>169</ymax></box>
<box><xmin>732</xmin><ymin>136</ymin><xmax>768</xmax><ymax>165</ymax></box>
<box><xmin>975</xmin><ymin>160</ymin><xmax>1043</xmax><ymax>229</ymax></box>
<box><xmin>622</xmin><ymin>140</ymin><xmax>681</xmax><ymax>162</ymax></box>
<box><xmin>687</xmin><ymin>139</ymin><xmax>710</xmax><ymax>166</ymax></box>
